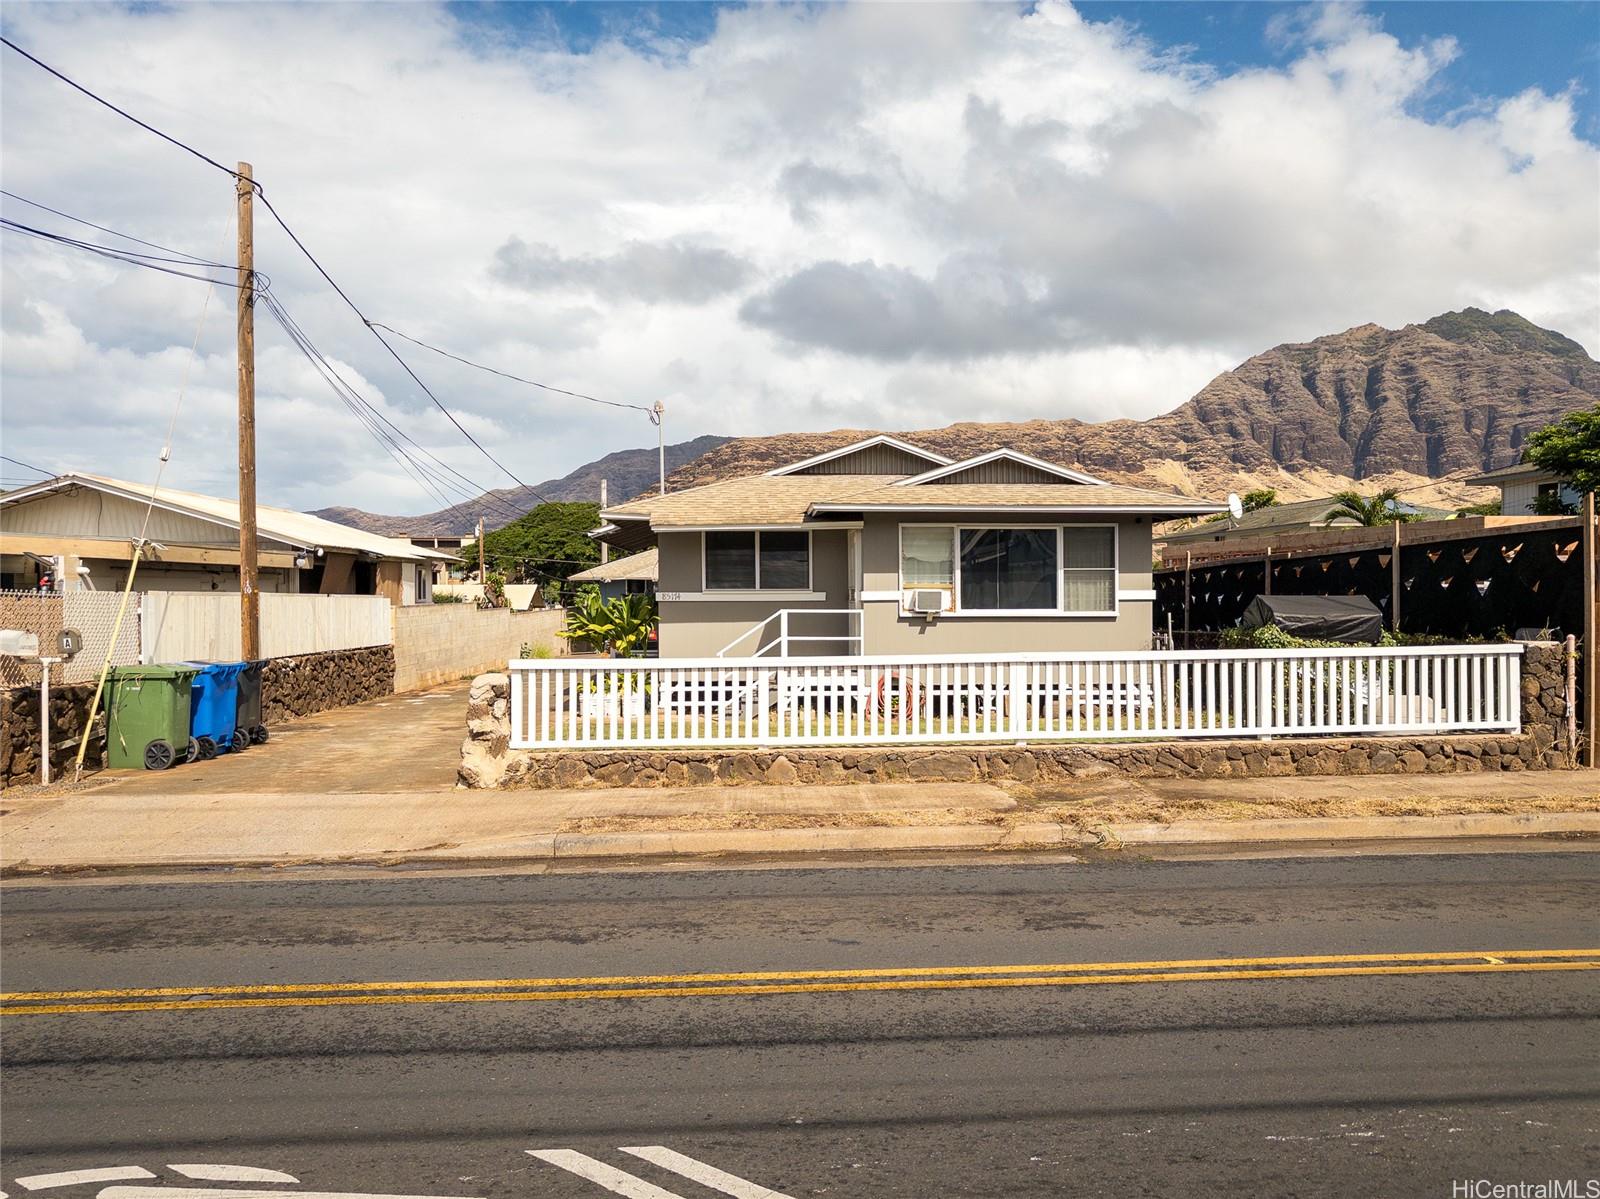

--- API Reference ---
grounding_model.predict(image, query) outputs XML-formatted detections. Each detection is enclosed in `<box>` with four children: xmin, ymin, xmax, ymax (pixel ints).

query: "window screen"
<box><xmin>901</xmin><ymin>526</ymin><xmax>954</xmax><ymax>591</ymax></box>
<box><xmin>958</xmin><ymin>528</ymin><xmax>1058</xmax><ymax>610</ymax></box>
<box><xmin>759</xmin><ymin>531</ymin><xmax>810</xmax><ymax>589</ymax></box>
<box><xmin>1061</xmin><ymin>526</ymin><xmax>1116</xmax><ymax>612</ymax></box>
<box><xmin>704</xmin><ymin>532</ymin><xmax>756</xmax><ymax>589</ymax></box>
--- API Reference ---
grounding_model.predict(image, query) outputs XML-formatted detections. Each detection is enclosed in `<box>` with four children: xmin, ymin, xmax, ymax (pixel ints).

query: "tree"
<box><xmin>1241</xmin><ymin>487</ymin><xmax>1279</xmax><ymax>513</ymax></box>
<box><xmin>463</xmin><ymin>501</ymin><xmax>630</xmax><ymax>584</ymax></box>
<box><xmin>1323</xmin><ymin>488</ymin><xmax>1415</xmax><ymax>527</ymax></box>
<box><xmin>1523</xmin><ymin>404</ymin><xmax>1600</xmax><ymax>496</ymax></box>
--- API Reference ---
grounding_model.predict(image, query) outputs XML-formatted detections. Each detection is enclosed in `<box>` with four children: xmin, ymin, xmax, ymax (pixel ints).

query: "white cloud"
<box><xmin>1</xmin><ymin>0</ymin><xmax>1594</xmax><ymax>515</ymax></box>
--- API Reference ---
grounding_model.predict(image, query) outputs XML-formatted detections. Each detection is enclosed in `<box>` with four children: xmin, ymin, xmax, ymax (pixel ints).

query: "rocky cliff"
<box><xmin>664</xmin><ymin>309</ymin><xmax>1597</xmax><ymax>507</ymax></box>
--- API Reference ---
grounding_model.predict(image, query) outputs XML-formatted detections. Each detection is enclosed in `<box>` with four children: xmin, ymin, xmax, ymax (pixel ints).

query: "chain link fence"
<box><xmin>0</xmin><ymin>590</ymin><xmax>142</xmax><ymax>686</ymax></box>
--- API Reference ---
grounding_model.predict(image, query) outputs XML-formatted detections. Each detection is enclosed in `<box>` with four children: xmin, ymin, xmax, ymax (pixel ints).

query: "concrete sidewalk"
<box><xmin>2</xmin><ymin>772</ymin><xmax>1595</xmax><ymax>874</ymax></box>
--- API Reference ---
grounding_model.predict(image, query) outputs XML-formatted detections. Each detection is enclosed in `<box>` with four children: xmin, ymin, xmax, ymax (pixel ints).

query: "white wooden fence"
<box><xmin>508</xmin><ymin>645</ymin><xmax>1525</xmax><ymax>750</ymax></box>
<box><xmin>140</xmin><ymin>592</ymin><xmax>392</xmax><ymax>662</ymax></box>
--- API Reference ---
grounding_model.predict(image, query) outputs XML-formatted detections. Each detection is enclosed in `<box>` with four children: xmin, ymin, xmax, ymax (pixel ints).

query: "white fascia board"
<box><xmin>893</xmin><ymin>448</ymin><xmax>1106</xmax><ymax>486</ymax></box>
<box><xmin>809</xmin><ymin>502</ymin><xmax>1228</xmax><ymax>516</ymax></box>
<box><xmin>654</xmin><ymin>521</ymin><xmax>863</xmax><ymax>532</ymax></box>
<box><xmin>765</xmin><ymin>434</ymin><xmax>954</xmax><ymax>477</ymax></box>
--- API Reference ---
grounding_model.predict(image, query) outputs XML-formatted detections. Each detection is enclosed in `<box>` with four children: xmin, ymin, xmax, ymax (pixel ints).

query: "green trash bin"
<box><xmin>106</xmin><ymin>665</ymin><xmax>199</xmax><ymax>771</ymax></box>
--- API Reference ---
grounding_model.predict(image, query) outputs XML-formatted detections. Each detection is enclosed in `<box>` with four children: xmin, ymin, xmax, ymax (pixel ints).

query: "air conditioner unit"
<box><xmin>909</xmin><ymin>589</ymin><xmax>946</xmax><ymax>615</ymax></box>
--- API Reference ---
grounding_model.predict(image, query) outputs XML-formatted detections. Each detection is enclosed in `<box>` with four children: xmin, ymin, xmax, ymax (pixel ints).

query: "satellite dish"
<box><xmin>1227</xmin><ymin>493</ymin><xmax>1244</xmax><ymax>520</ymax></box>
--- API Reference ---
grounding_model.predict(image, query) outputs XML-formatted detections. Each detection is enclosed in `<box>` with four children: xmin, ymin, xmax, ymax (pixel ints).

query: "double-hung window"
<box><xmin>704</xmin><ymin>531</ymin><xmax>811</xmax><ymax>590</ymax></box>
<box><xmin>898</xmin><ymin>525</ymin><xmax>1117</xmax><ymax>614</ymax></box>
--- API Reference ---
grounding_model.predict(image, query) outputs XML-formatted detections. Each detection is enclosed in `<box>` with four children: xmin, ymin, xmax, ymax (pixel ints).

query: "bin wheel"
<box><xmin>144</xmin><ymin>740</ymin><xmax>176</xmax><ymax>771</ymax></box>
<box><xmin>185</xmin><ymin>739</ymin><xmax>199</xmax><ymax>764</ymax></box>
<box><xmin>232</xmin><ymin>727</ymin><xmax>251</xmax><ymax>751</ymax></box>
<box><xmin>195</xmin><ymin>735</ymin><xmax>219</xmax><ymax>761</ymax></box>
<box><xmin>252</xmin><ymin>725</ymin><xmax>269</xmax><ymax>744</ymax></box>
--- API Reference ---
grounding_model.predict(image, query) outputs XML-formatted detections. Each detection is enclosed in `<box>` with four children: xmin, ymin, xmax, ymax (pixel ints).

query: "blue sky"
<box><xmin>452</xmin><ymin>1</ymin><xmax>1600</xmax><ymax>141</ymax></box>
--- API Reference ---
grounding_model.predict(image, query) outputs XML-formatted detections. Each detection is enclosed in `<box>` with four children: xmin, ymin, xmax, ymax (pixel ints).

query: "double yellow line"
<box><xmin>3</xmin><ymin>949</ymin><xmax>1596</xmax><ymax>1017</ymax></box>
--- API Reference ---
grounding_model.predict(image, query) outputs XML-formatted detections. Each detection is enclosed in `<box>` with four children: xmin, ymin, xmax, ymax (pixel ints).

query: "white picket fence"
<box><xmin>508</xmin><ymin>644</ymin><xmax>1525</xmax><ymax>750</ymax></box>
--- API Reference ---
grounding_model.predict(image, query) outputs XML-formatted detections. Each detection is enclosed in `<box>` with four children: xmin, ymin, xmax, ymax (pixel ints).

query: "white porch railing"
<box><xmin>508</xmin><ymin>644</ymin><xmax>1524</xmax><ymax>750</ymax></box>
<box><xmin>714</xmin><ymin>608</ymin><xmax>864</xmax><ymax>658</ymax></box>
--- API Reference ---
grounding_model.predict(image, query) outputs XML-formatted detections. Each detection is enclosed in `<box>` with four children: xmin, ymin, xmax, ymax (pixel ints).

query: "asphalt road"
<box><xmin>3</xmin><ymin>850</ymin><xmax>1598</xmax><ymax>1197</ymax></box>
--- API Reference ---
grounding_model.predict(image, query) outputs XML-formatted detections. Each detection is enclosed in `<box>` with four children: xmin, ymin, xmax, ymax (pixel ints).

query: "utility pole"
<box><xmin>653</xmin><ymin>400</ymin><xmax>666</xmax><ymax>495</ymax></box>
<box><xmin>237</xmin><ymin>161</ymin><xmax>260</xmax><ymax>661</ymax></box>
<box><xmin>477</xmin><ymin>514</ymin><xmax>486</xmax><ymax>584</ymax></box>
<box><xmin>599</xmin><ymin>480</ymin><xmax>609</xmax><ymax>565</ymax></box>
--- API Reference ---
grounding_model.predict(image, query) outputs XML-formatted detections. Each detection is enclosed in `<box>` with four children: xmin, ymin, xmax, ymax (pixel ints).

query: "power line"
<box><xmin>1</xmin><ymin>189</ymin><xmax>226</xmax><ymax>265</ymax></box>
<box><xmin>258</xmin><ymin>290</ymin><xmax>534</xmax><ymax>526</ymax></box>
<box><xmin>2</xmin><ymin>216</ymin><xmax>256</xmax><ymax>290</ymax></box>
<box><xmin>0</xmin><ymin>36</ymin><xmax>248</xmax><ymax>184</ymax></box>
<box><xmin>1</xmin><ymin>36</ymin><xmax>557</xmax><ymax>506</ymax></box>
<box><xmin>366</xmin><ymin>323</ymin><xmax>655</xmax><ymax>416</ymax></box>
<box><xmin>1</xmin><ymin>455</ymin><xmax>55</xmax><ymax>477</ymax></box>
<box><xmin>251</xmin><ymin>190</ymin><xmax>551</xmax><ymax>500</ymax></box>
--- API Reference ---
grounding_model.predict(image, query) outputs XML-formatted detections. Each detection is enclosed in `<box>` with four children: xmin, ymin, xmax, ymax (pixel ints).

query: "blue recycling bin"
<box><xmin>183</xmin><ymin>661</ymin><xmax>250</xmax><ymax>759</ymax></box>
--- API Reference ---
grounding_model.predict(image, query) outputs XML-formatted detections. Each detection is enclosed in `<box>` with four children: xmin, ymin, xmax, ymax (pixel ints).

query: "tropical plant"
<box><xmin>1523</xmin><ymin>404</ymin><xmax>1600</xmax><ymax>495</ymax></box>
<box><xmin>1322</xmin><ymin>488</ymin><xmax>1415</xmax><ymax>527</ymax></box>
<box><xmin>560</xmin><ymin>591</ymin><xmax>657</xmax><ymax>656</ymax></box>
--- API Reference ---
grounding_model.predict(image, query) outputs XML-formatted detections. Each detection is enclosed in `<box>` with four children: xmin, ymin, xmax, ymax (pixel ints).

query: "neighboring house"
<box><xmin>0</xmin><ymin>473</ymin><xmax>453</xmax><ymax>604</ymax></box>
<box><xmin>568</xmin><ymin>546</ymin><xmax>658</xmax><ymax>601</ymax></box>
<box><xmin>593</xmin><ymin>436</ymin><xmax>1222</xmax><ymax>657</ymax></box>
<box><xmin>1464</xmin><ymin>463</ymin><xmax>1581</xmax><ymax>515</ymax></box>
<box><xmin>1158</xmin><ymin>495</ymin><xmax>1452</xmax><ymax>549</ymax></box>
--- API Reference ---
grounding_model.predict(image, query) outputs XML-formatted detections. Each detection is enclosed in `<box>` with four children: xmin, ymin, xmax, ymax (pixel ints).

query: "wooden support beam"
<box><xmin>0</xmin><ymin>533</ymin><xmax>297</xmax><ymax>569</ymax></box>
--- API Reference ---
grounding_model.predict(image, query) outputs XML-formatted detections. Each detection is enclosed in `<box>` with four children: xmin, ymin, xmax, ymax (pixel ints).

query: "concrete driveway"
<box><xmin>86</xmin><ymin>684</ymin><xmax>468</xmax><ymax>795</ymax></box>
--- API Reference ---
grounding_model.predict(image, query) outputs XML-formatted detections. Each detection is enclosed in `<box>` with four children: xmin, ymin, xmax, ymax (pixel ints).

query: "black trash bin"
<box><xmin>237</xmin><ymin>659</ymin><xmax>268</xmax><ymax>745</ymax></box>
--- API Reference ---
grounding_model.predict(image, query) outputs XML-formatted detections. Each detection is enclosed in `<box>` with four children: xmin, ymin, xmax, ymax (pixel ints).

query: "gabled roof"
<box><xmin>0</xmin><ymin>473</ymin><xmax>454</xmax><ymax>562</ymax></box>
<box><xmin>1464</xmin><ymin>462</ymin><xmax>1557</xmax><ymax>487</ymax></box>
<box><xmin>568</xmin><ymin>546</ymin><xmax>658</xmax><ymax>583</ymax></box>
<box><xmin>599</xmin><ymin>474</ymin><xmax>1221</xmax><ymax>531</ymax></box>
<box><xmin>895</xmin><ymin>448</ymin><xmax>1105</xmax><ymax>487</ymax></box>
<box><xmin>765</xmin><ymin>435</ymin><xmax>953</xmax><ymax>477</ymax></box>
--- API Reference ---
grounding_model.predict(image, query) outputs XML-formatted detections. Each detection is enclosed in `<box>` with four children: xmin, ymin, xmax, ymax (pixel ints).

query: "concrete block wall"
<box><xmin>393</xmin><ymin>605</ymin><xmax>565</xmax><ymax>693</ymax></box>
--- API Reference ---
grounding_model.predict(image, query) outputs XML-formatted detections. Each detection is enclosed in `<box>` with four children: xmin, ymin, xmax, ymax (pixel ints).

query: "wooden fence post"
<box><xmin>1584</xmin><ymin>491</ymin><xmax>1596</xmax><ymax>768</ymax></box>
<box><xmin>1390</xmin><ymin>521</ymin><xmax>1402</xmax><ymax>633</ymax></box>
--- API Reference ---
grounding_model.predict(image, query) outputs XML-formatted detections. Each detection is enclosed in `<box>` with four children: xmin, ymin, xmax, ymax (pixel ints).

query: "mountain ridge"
<box><xmin>661</xmin><ymin>308</ymin><xmax>1597</xmax><ymax>508</ymax></box>
<box><xmin>314</xmin><ymin>308</ymin><xmax>1597</xmax><ymax>535</ymax></box>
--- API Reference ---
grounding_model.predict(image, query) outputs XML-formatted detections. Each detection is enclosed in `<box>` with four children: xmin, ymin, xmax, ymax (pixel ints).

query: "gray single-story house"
<box><xmin>593</xmin><ymin>436</ymin><xmax>1223</xmax><ymax>658</ymax></box>
<box><xmin>567</xmin><ymin>546</ymin><xmax>658</xmax><ymax>601</ymax></box>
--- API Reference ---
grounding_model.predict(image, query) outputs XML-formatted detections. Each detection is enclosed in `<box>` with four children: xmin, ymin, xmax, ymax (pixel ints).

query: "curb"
<box><xmin>4</xmin><ymin>812</ymin><xmax>1597</xmax><ymax>877</ymax></box>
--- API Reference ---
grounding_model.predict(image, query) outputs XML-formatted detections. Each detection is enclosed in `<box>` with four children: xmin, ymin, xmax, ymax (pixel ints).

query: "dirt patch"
<box><xmin>1013</xmin><ymin>787</ymin><xmax>1600</xmax><ymax>827</ymax></box>
<box><xmin>560</xmin><ymin>806</ymin><xmax>1014</xmax><ymax>834</ymax></box>
<box><xmin>558</xmin><ymin>786</ymin><xmax>1600</xmax><ymax>836</ymax></box>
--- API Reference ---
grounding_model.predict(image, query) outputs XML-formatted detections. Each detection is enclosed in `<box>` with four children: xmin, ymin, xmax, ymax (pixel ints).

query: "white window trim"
<box><xmin>701</xmin><ymin>529</ymin><xmax>814</xmax><ymax>593</ymax></box>
<box><xmin>896</xmin><ymin>522</ymin><xmax>1120</xmax><ymax>618</ymax></box>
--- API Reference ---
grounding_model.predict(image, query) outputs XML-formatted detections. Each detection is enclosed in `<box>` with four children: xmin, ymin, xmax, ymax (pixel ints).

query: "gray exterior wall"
<box><xmin>655</xmin><ymin>529</ymin><xmax>853</xmax><ymax>657</ymax></box>
<box><xmin>857</xmin><ymin>514</ymin><xmax>1155</xmax><ymax>654</ymax></box>
<box><xmin>653</xmin><ymin>515</ymin><xmax>1158</xmax><ymax>658</ymax></box>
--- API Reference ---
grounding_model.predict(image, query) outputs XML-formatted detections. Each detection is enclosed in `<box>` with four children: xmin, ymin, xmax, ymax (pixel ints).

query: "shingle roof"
<box><xmin>1159</xmin><ymin>494</ymin><xmax>1453</xmax><ymax>544</ymax></box>
<box><xmin>1464</xmin><ymin>462</ymin><xmax>1552</xmax><ymax>486</ymax></box>
<box><xmin>602</xmin><ymin>472</ymin><xmax>1220</xmax><ymax>530</ymax></box>
<box><xmin>568</xmin><ymin>546</ymin><xmax>658</xmax><ymax>582</ymax></box>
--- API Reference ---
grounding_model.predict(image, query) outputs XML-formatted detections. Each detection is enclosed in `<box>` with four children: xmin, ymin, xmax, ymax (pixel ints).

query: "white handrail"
<box><xmin>717</xmin><ymin>608</ymin><xmax>864</xmax><ymax>658</ymax></box>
